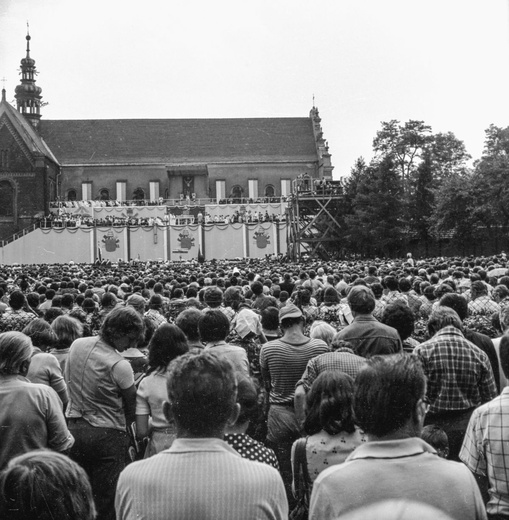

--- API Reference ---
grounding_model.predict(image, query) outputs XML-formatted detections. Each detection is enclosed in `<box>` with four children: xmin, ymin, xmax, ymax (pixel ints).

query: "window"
<box><xmin>99</xmin><ymin>189</ymin><xmax>110</xmax><ymax>201</ymax></box>
<box><xmin>280</xmin><ymin>179</ymin><xmax>291</xmax><ymax>197</ymax></box>
<box><xmin>215</xmin><ymin>180</ymin><xmax>226</xmax><ymax>201</ymax></box>
<box><xmin>133</xmin><ymin>188</ymin><xmax>145</xmax><ymax>201</ymax></box>
<box><xmin>116</xmin><ymin>181</ymin><xmax>126</xmax><ymax>202</ymax></box>
<box><xmin>67</xmin><ymin>189</ymin><xmax>77</xmax><ymax>201</ymax></box>
<box><xmin>230</xmin><ymin>185</ymin><xmax>243</xmax><ymax>199</ymax></box>
<box><xmin>265</xmin><ymin>185</ymin><xmax>275</xmax><ymax>198</ymax></box>
<box><xmin>149</xmin><ymin>181</ymin><xmax>160</xmax><ymax>202</ymax></box>
<box><xmin>0</xmin><ymin>180</ymin><xmax>14</xmax><ymax>217</ymax></box>
<box><xmin>248</xmin><ymin>179</ymin><xmax>258</xmax><ymax>200</ymax></box>
<box><xmin>82</xmin><ymin>182</ymin><xmax>92</xmax><ymax>201</ymax></box>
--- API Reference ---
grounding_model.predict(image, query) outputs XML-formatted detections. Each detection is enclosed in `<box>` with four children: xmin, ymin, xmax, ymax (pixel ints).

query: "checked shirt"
<box><xmin>414</xmin><ymin>326</ymin><xmax>497</xmax><ymax>415</ymax></box>
<box><xmin>460</xmin><ymin>388</ymin><xmax>509</xmax><ymax>517</ymax></box>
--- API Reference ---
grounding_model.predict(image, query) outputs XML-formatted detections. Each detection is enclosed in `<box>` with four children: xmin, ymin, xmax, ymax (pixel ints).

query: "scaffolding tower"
<box><xmin>287</xmin><ymin>177</ymin><xmax>346</xmax><ymax>261</ymax></box>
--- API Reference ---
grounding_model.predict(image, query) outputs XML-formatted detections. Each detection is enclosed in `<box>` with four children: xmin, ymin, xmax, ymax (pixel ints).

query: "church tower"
<box><xmin>15</xmin><ymin>28</ymin><xmax>43</xmax><ymax>129</ymax></box>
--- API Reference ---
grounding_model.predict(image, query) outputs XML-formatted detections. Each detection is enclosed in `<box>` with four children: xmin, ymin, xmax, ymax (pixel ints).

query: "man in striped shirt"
<box><xmin>260</xmin><ymin>303</ymin><xmax>329</xmax><ymax>503</ymax></box>
<box><xmin>116</xmin><ymin>351</ymin><xmax>287</xmax><ymax>520</ymax></box>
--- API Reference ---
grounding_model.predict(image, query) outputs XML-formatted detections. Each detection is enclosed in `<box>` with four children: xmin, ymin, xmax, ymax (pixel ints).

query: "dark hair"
<box><xmin>198</xmin><ymin>310</ymin><xmax>230</xmax><ymax>342</ymax></box>
<box><xmin>0</xmin><ymin>450</ymin><xmax>96</xmax><ymax>520</ymax></box>
<box><xmin>421</xmin><ymin>424</ymin><xmax>449</xmax><ymax>454</ymax></box>
<box><xmin>304</xmin><ymin>371</ymin><xmax>356</xmax><ymax>436</ymax></box>
<box><xmin>167</xmin><ymin>351</ymin><xmax>237</xmax><ymax>436</ymax></box>
<box><xmin>146</xmin><ymin>323</ymin><xmax>189</xmax><ymax>375</ymax></box>
<box><xmin>22</xmin><ymin>319</ymin><xmax>57</xmax><ymax>350</ymax></box>
<box><xmin>175</xmin><ymin>308</ymin><xmax>203</xmax><ymax>342</ymax></box>
<box><xmin>354</xmin><ymin>354</ymin><xmax>425</xmax><ymax>437</ymax></box>
<box><xmin>439</xmin><ymin>293</ymin><xmax>468</xmax><ymax>321</ymax></box>
<box><xmin>398</xmin><ymin>278</ymin><xmax>411</xmax><ymax>292</ymax></box>
<box><xmin>43</xmin><ymin>307</ymin><xmax>64</xmax><ymax>324</ymax></box>
<box><xmin>61</xmin><ymin>294</ymin><xmax>75</xmax><ymax>309</ymax></box>
<box><xmin>381</xmin><ymin>302</ymin><xmax>415</xmax><ymax>341</ymax></box>
<box><xmin>9</xmin><ymin>291</ymin><xmax>25</xmax><ymax>311</ymax></box>
<box><xmin>383</xmin><ymin>276</ymin><xmax>399</xmax><ymax>291</ymax></box>
<box><xmin>261</xmin><ymin>306</ymin><xmax>279</xmax><ymax>331</ymax></box>
<box><xmin>370</xmin><ymin>282</ymin><xmax>384</xmax><ymax>299</ymax></box>
<box><xmin>250</xmin><ymin>281</ymin><xmax>264</xmax><ymax>296</ymax></box>
<box><xmin>100</xmin><ymin>306</ymin><xmax>145</xmax><ymax>347</ymax></box>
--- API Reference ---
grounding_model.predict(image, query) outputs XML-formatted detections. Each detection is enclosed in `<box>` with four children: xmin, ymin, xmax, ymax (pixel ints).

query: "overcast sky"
<box><xmin>1</xmin><ymin>0</ymin><xmax>508</xmax><ymax>178</ymax></box>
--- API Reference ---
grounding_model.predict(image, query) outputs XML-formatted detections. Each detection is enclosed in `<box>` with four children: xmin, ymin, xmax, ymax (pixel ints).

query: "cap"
<box><xmin>279</xmin><ymin>303</ymin><xmax>303</xmax><ymax>321</ymax></box>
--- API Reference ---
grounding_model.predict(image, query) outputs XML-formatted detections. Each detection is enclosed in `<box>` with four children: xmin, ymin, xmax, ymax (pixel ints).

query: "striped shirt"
<box><xmin>115</xmin><ymin>438</ymin><xmax>288</xmax><ymax>520</ymax></box>
<box><xmin>460</xmin><ymin>388</ymin><xmax>509</xmax><ymax>517</ymax></box>
<box><xmin>260</xmin><ymin>337</ymin><xmax>329</xmax><ymax>405</ymax></box>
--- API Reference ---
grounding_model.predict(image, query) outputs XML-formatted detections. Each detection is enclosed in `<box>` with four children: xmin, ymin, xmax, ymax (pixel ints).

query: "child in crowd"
<box><xmin>421</xmin><ymin>424</ymin><xmax>449</xmax><ymax>459</ymax></box>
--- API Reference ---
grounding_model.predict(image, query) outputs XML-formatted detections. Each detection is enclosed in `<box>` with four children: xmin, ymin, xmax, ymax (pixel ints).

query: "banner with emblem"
<box><xmin>246</xmin><ymin>223</ymin><xmax>277</xmax><ymax>258</ymax></box>
<box><xmin>168</xmin><ymin>225</ymin><xmax>201</xmax><ymax>261</ymax></box>
<box><xmin>96</xmin><ymin>227</ymin><xmax>128</xmax><ymax>261</ymax></box>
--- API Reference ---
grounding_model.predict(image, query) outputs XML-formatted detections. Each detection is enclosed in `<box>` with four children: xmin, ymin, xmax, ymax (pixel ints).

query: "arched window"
<box><xmin>230</xmin><ymin>185</ymin><xmax>243</xmax><ymax>200</ymax></box>
<box><xmin>67</xmin><ymin>189</ymin><xmax>77</xmax><ymax>201</ymax></box>
<box><xmin>99</xmin><ymin>189</ymin><xmax>110</xmax><ymax>201</ymax></box>
<box><xmin>0</xmin><ymin>180</ymin><xmax>14</xmax><ymax>217</ymax></box>
<box><xmin>133</xmin><ymin>188</ymin><xmax>145</xmax><ymax>201</ymax></box>
<box><xmin>265</xmin><ymin>185</ymin><xmax>275</xmax><ymax>198</ymax></box>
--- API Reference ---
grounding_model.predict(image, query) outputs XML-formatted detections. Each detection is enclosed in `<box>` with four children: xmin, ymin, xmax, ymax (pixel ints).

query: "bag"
<box><xmin>289</xmin><ymin>437</ymin><xmax>311</xmax><ymax>520</ymax></box>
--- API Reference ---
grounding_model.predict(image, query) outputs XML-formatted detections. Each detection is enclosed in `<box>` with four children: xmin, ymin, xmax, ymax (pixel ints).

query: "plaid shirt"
<box><xmin>468</xmin><ymin>295</ymin><xmax>500</xmax><ymax>317</ymax></box>
<box><xmin>0</xmin><ymin>309</ymin><xmax>36</xmax><ymax>333</ymax></box>
<box><xmin>460</xmin><ymin>388</ymin><xmax>509</xmax><ymax>517</ymax></box>
<box><xmin>296</xmin><ymin>347</ymin><xmax>366</xmax><ymax>392</ymax></box>
<box><xmin>414</xmin><ymin>326</ymin><xmax>497</xmax><ymax>414</ymax></box>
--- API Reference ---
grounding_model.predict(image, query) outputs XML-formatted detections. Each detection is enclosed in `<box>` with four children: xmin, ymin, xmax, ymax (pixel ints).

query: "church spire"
<box><xmin>15</xmin><ymin>24</ymin><xmax>43</xmax><ymax>129</ymax></box>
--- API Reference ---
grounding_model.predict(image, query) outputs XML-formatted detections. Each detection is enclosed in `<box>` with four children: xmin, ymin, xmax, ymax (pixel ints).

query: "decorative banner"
<box><xmin>203</xmin><ymin>223</ymin><xmax>244</xmax><ymax>260</ymax></box>
<box><xmin>246</xmin><ymin>223</ymin><xmax>277</xmax><ymax>258</ymax></box>
<box><xmin>168</xmin><ymin>225</ymin><xmax>201</xmax><ymax>261</ymax></box>
<box><xmin>129</xmin><ymin>226</ymin><xmax>168</xmax><ymax>262</ymax></box>
<box><xmin>277</xmin><ymin>222</ymin><xmax>288</xmax><ymax>255</ymax></box>
<box><xmin>96</xmin><ymin>227</ymin><xmax>128</xmax><ymax>262</ymax></box>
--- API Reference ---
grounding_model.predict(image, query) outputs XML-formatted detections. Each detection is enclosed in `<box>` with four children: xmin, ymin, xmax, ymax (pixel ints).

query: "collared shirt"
<box><xmin>0</xmin><ymin>375</ymin><xmax>74</xmax><ymax>470</ymax></box>
<box><xmin>296</xmin><ymin>348</ymin><xmax>366</xmax><ymax>392</ymax></box>
<box><xmin>414</xmin><ymin>326</ymin><xmax>497</xmax><ymax>414</ymax></box>
<box><xmin>115</xmin><ymin>437</ymin><xmax>288</xmax><ymax>520</ymax></box>
<box><xmin>460</xmin><ymin>388</ymin><xmax>509</xmax><ymax>517</ymax></box>
<box><xmin>382</xmin><ymin>291</ymin><xmax>408</xmax><ymax>306</ymax></box>
<box><xmin>204</xmin><ymin>341</ymin><xmax>250</xmax><ymax>375</ymax></box>
<box><xmin>310</xmin><ymin>437</ymin><xmax>486</xmax><ymax>520</ymax></box>
<box><xmin>334</xmin><ymin>315</ymin><xmax>402</xmax><ymax>358</ymax></box>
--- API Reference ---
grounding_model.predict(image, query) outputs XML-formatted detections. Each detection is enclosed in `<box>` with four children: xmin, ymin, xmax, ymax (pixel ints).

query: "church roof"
<box><xmin>0</xmin><ymin>93</ymin><xmax>59</xmax><ymax>165</ymax></box>
<box><xmin>38</xmin><ymin>117</ymin><xmax>318</xmax><ymax>165</ymax></box>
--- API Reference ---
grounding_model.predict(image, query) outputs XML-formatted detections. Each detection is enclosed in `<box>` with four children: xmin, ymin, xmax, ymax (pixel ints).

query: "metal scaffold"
<box><xmin>287</xmin><ymin>177</ymin><xmax>346</xmax><ymax>261</ymax></box>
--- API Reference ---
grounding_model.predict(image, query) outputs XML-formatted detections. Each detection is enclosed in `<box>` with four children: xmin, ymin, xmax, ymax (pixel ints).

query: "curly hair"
<box><xmin>99</xmin><ymin>306</ymin><xmax>145</xmax><ymax>347</ymax></box>
<box><xmin>381</xmin><ymin>302</ymin><xmax>415</xmax><ymax>341</ymax></box>
<box><xmin>304</xmin><ymin>371</ymin><xmax>356</xmax><ymax>436</ymax></box>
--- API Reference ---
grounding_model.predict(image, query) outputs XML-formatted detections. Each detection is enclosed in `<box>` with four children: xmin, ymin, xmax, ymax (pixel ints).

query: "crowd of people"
<box><xmin>0</xmin><ymin>252</ymin><xmax>508</xmax><ymax>519</ymax></box>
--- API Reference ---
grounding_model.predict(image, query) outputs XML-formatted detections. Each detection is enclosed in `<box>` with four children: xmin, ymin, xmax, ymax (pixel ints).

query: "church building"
<box><xmin>0</xmin><ymin>32</ymin><xmax>334</xmax><ymax>259</ymax></box>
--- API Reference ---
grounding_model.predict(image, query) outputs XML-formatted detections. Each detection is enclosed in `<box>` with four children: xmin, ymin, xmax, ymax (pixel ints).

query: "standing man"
<box><xmin>260</xmin><ymin>303</ymin><xmax>329</xmax><ymax>503</ymax></box>
<box><xmin>310</xmin><ymin>354</ymin><xmax>487</xmax><ymax>520</ymax></box>
<box><xmin>460</xmin><ymin>333</ymin><xmax>509</xmax><ymax>519</ymax></box>
<box><xmin>116</xmin><ymin>351</ymin><xmax>287</xmax><ymax>520</ymax></box>
<box><xmin>414</xmin><ymin>306</ymin><xmax>497</xmax><ymax>460</ymax></box>
<box><xmin>334</xmin><ymin>285</ymin><xmax>402</xmax><ymax>357</ymax></box>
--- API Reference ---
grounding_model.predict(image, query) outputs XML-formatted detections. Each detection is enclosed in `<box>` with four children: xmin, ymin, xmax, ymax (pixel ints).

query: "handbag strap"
<box><xmin>293</xmin><ymin>437</ymin><xmax>311</xmax><ymax>498</ymax></box>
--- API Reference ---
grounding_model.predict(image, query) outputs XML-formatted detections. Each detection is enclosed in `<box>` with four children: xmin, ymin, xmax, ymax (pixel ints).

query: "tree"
<box><xmin>345</xmin><ymin>156</ymin><xmax>405</xmax><ymax>256</ymax></box>
<box><xmin>372</xmin><ymin>120</ymin><xmax>432</xmax><ymax>187</ymax></box>
<box><xmin>428</xmin><ymin>131</ymin><xmax>471</xmax><ymax>185</ymax></box>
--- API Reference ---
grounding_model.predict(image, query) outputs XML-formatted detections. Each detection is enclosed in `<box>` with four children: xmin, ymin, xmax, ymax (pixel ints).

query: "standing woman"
<box><xmin>135</xmin><ymin>323</ymin><xmax>189</xmax><ymax>457</ymax></box>
<box><xmin>65</xmin><ymin>306</ymin><xmax>144</xmax><ymax>520</ymax></box>
<box><xmin>0</xmin><ymin>331</ymin><xmax>74</xmax><ymax>470</ymax></box>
